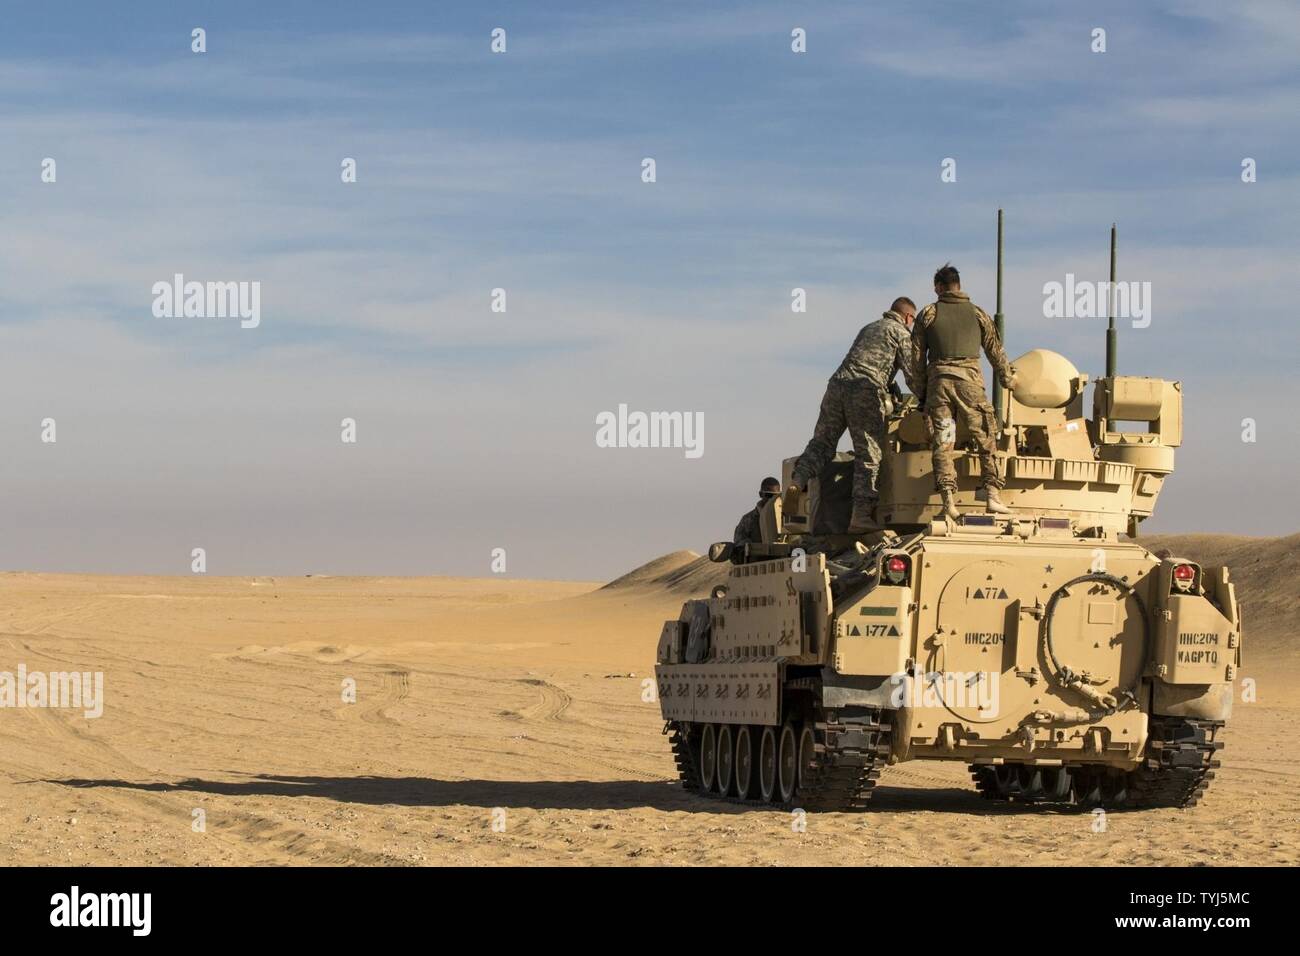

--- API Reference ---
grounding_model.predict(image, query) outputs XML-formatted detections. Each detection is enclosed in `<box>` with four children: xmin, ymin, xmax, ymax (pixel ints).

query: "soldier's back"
<box><xmin>831</xmin><ymin>316</ymin><xmax>906</xmax><ymax>387</ymax></box>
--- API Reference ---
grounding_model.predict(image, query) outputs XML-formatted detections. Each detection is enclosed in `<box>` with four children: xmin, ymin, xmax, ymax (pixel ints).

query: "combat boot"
<box><xmin>983</xmin><ymin>485</ymin><xmax>1011</xmax><ymax>514</ymax></box>
<box><xmin>940</xmin><ymin>489</ymin><xmax>960</xmax><ymax>522</ymax></box>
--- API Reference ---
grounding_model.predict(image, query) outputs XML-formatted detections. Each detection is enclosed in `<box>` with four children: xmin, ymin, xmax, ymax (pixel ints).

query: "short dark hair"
<box><xmin>890</xmin><ymin>296</ymin><xmax>916</xmax><ymax>313</ymax></box>
<box><xmin>934</xmin><ymin>263</ymin><xmax>961</xmax><ymax>289</ymax></box>
<box><xmin>760</xmin><ymin>476</ymin><xmax>781</xmax><ymax>494</ymax></box>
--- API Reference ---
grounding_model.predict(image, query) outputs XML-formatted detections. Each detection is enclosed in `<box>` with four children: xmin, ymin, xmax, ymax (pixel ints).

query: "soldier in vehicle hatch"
<box><xmin>789</xmin><ymin>298</ymin><xmax>921</xmax><ymax>533</ymax></box>
<box><xmin>734</xmin><ymin>477</ymin><xmax>781</xmax><ymax>546</ymax></box>
<box><xmin>912</xmin><ymin>263</ymin><xmax>1018</xmax><ymax>521</ymax></box>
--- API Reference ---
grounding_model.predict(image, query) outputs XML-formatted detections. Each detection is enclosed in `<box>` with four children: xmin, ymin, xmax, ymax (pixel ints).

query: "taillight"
<box><xmin>883</xmin><ymin>554</ymin><xmax>911</xmax><ymax>585</ymax></box>
<box><xmin>1171</xmin><ymin>563</ymin><xmax>1198</xmax><ymax>593</ymax></box>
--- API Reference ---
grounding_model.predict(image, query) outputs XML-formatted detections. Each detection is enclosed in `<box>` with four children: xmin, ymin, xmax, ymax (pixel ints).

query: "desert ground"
<box><xmin>1</xmin><ymin>534</ymin><xmax>1296</xmax><ymax>866</ymax></box>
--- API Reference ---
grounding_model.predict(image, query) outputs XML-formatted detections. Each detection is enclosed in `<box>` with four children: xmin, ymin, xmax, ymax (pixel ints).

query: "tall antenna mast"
<box><xmin>993</xmin><ymin>208</ymin><xmax>1006</xmax><ymax>418</ymax></box>
<box><xmin>1106</xmin><ymin>224</ymin><xmax>1117</xmax><ymax>378</ymax></box>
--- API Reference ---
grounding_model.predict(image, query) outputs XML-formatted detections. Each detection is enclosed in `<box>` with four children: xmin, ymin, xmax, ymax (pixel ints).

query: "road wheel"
<box><xmin>716</xmin><ymin>725</ymin><xmax>735</xmax><ymax>797</ymax></box>
<box><xmin>1076</xmin><ymin>768</ymin><xmax>1104</xmax><ymax>805</ymax></box>
<box><xmin>758</xmin><ymin>726</ymin><xmax>779</xmax><ymax>802</ymax></box>
<box><xmin>994</xmin><ymin>764</ymin><xmax>1023</xmax><ymax>799</ymax></box>
<box><xmin>1102</xmin><ymin>771</ymin><xmax>1129</xmax><ymax>806</ymax></box>
<box><xmin>734</xmin><ymin>726</ymin><xmax>757</xmax><ymax>799</ymax></box>
<box><xmin>797</xmin><ymin>724</ymin><xmax>818</xmax><ymax>793</ymax></box>
<box><xmin>1044</xmin><ymin>766</ymin><xmax>1072</xmax><ymax>801</ymax></box>
<box><xmin>778</xmin><ymin>722</ymin><xmax>799</xmax><ymax>804</ymax></box>
<box><xmin>1018</xmin><ymin>765</ymin><xmax>1045</xmax><ymax>800</ymax></box>
<box><xmin>699</xmin><ymin>723</ymin><xmax>717</xmax><ymax>793</ymax></box>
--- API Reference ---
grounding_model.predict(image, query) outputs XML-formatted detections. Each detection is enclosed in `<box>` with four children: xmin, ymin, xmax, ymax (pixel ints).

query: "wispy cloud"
<box><xmin>1</xmin><ymin>1</ymin><xmax>1294</xmax><ymax>578</ymax></box>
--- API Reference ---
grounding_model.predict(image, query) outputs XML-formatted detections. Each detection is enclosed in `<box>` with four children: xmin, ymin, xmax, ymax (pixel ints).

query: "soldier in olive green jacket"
<box><xmin>912</xmin><ymin>264</ymin><xmax>1018</xmax><ymax>520</ymax></box>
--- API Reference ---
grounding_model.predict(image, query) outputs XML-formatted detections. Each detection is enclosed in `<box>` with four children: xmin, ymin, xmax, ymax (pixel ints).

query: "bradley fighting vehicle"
<box><xmin>655</xmin><ymin>214</ymin><xmax>1240</xmax><ymax>811</ymax></box>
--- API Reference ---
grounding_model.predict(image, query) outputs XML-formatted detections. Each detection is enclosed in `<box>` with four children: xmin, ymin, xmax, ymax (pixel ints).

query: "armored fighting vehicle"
<box><xmin>655</xmin><ymin>216</ymin><xmax>1240</xmax><ymax>811</ymax></box>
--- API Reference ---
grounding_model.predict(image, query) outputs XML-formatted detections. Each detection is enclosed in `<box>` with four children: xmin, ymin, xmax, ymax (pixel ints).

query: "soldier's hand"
<box><xmin>1005</xmin><ymin>372</ymin><xmax>1019</xmax><ymax>392</ymax></box>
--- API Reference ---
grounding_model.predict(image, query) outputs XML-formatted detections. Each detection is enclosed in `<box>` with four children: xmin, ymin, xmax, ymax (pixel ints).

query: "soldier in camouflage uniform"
<box><xmin>734</xmin><ymin>477</ymin><xmax>781</xmax><ymax>545</ymax></box>
<box><xmin>790</xmin><ymin>298</ymin><xmax>921</xmax><ymax>532</ymax></box>
<box><xmin>912</xmin><ymin>264</ymin><xmax>1018</xmax><ymax>521</ymax></box>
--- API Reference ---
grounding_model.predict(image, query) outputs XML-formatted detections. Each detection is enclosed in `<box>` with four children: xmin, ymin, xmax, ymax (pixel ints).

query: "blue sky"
<box><xmin>1</xmin><ymin>1</ymin><xmax>1297</xmax><ymax>578</ymax></box>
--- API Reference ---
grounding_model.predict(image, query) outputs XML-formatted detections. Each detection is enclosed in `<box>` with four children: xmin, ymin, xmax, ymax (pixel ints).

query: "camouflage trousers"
<box><xmin>923</xmin><ymin>376</ymin><xmax>1003</xmax><ymax>492</ymax></box>
<box><xmin>792</xmin><ymin>379</ymin><xmax>888</xmax><ymax>508</ymax></box>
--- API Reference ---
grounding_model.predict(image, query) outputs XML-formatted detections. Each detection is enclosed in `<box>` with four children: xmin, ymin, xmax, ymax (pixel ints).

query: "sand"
<box><xmin>1</xmin><ymin>533</ymin><xmax>1296</xmax><ymax>866</ymax></box>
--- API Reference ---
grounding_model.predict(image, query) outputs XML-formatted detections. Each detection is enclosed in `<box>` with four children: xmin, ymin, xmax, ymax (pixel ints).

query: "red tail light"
<box><xmin>883</xmin><ymin>554</ymin><xmax>911</xmax><ymax>585</ymax></box>
<box><xmin>1171</xmin><ymin>563</ymin><xmax>1198</xmax><ymax>593</ymax></box>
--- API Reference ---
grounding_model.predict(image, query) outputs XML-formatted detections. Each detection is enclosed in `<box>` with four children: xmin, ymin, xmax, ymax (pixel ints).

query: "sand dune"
<box><xmin>601</xmin><ymin>549</ymin><xmax>725</xmax><ymax>595</ymax></box>
<box><xmin>0</xmin><ymin>533</ymin><xmax>1295</xmax><ymax>866</ymax></box>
